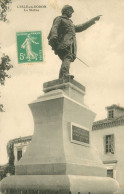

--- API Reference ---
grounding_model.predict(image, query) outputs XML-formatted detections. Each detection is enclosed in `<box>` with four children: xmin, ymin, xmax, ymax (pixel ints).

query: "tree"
<box><xmin>0</xmin><ymin>54</ymin><xmax>13</xmax><ymax>111</ymax></box>
<box><xmin>0</xmin><ymin>54</ymin><xmax>13</xmax><ymax>85</ymax></box>
<box><xmin>0</xmin><ymin>0</ymin><xmax>12</xmax><ymax>22</ymax></box>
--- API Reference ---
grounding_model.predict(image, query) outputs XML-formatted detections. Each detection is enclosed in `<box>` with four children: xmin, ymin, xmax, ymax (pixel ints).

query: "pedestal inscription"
<box><xmin>71</xmin><ymin>123</ymin><xmax>90</xmax><ymax>146</ymax></box>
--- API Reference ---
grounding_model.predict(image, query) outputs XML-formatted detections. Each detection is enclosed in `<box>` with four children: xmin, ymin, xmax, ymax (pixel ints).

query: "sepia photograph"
<box><xmin>0</xmin><ymin>0</ymin><xmax>124</xmax><ymax>193</ymax></box>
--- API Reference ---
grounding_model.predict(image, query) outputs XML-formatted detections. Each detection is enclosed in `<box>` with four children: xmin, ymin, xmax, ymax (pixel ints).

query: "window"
<box><xmin>105</xmin><ymin>134</ymin><xmax>114</xmax><ymax>154</ymax></box>
<box><xmin>108</xmin><ymin>110</ymin><xmax>114</xmax><ymax>119</ymax></box>
<box><xmin>107</xmin><ymin>169</ymin><xmax>113</xmax><ymax>178</ymax></box>
<box><xmin>17</xmin><ymin>149</ymin><xmax>22</xmax><ymax>161</ymax></box>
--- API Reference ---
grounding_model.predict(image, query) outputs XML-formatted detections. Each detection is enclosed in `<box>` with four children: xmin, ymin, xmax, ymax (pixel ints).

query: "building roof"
<box><xmin>92</xmin><ymin>116</ymin><xmax>124</xmax><ymax>130</ymax></box>
<box><xmin>106</xmin><ymin>104</ymin><xmax>124</xmax><ymax>111</ymax></box>
<box><xmin>8</xmin><ymin>135</ymin><xmax>32</xmax><ymax>144</ymax></box>
<box><xmin>93</xmin><ymin>104</ymin><xmax>124</xmax><ymax>130</ymax></box>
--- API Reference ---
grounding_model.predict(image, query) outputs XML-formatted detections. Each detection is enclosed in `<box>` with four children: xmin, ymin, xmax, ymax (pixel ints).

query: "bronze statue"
<box><xmin>48</xmin><ymin>5</ymin><xmax>102</xmax><ymax>79</ymax></box>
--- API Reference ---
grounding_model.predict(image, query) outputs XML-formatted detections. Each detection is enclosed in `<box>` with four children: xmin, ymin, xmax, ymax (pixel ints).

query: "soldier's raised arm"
<box><xmin>75</xmin><ymin>15</ymin><xmax>102</xmax><ymax>33</ymax></box>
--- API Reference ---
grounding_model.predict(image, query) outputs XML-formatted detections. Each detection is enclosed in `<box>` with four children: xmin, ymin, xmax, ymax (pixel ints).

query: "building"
<box><xmin>0</xmin><ymin>136</ymin><xmax>32</xmax><ymax>180</ymax></box>
<box><xmin>92</xmin><ymin>104</ymin><xmax>124</xmax><ymax>193</ymax></box>
<box><xmin>11</xmin><ymin>136</ymin><xmax>32</xmax><ymax>164</ymax></box>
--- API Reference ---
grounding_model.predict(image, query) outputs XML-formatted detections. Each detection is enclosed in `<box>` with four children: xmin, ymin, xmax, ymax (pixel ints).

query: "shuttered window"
<box><xmin>105</xmin><ymin>134</ymin><xmax>114</xmax><ymax>154</ymax></box>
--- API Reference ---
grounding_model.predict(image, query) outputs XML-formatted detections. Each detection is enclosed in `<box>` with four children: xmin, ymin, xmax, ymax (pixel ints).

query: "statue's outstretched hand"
<box><xmin>93</xmin><ymin>15</ymin><xmax>102</xmax><ymax>22</ymax></box>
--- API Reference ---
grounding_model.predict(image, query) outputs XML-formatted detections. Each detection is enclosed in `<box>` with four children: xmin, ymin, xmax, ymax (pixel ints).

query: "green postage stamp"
<box><xmin>16</xmin><ymin>31</ymin><xmax>43</xmax><ymax>64</ymax></box>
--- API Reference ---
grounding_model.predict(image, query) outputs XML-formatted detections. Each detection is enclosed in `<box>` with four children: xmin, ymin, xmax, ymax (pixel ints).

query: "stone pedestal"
<box><xmin>0</xmin><ymin>78</ymin><xmax>119</xmax><ymax>194</ymax></box>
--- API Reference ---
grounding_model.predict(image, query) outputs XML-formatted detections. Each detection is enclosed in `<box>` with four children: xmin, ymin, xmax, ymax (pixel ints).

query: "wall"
<box><xmin>92</xmin><ymin>125</ymin><xmax>124</xmax><ymax>193</ymax></box>
<box><xmin>14</xmin><ymin>140</ymin><xmax>31</xmax><ymax>164</ymax></box>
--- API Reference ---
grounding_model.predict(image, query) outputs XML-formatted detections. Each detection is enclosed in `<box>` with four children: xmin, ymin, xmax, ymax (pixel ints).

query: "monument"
<box><xmin>48</xmin><ymin>5</ymin><xmax>101</xmax><ymax>79</ymax></box>
<box><xmin>0</xmin><ymin>5</ymin><xmax>119</xmax><ymax>194</ymax></box>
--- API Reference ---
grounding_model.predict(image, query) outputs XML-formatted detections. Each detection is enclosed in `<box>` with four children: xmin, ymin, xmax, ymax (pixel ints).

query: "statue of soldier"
<box><xmin>48</xmin><ymin>5</ymin><xmax>102</xmax><ymax>79</ymax></box>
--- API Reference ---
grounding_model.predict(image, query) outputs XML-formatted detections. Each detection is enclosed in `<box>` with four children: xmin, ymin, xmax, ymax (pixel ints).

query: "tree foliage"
<box><xmin>0</xmin><ymin>54</ymin><xmax>13</xmax><ymax>111</ymax></box>
<box><xmin>0</xmin><ymin>54</ymin><xmax>13</xmax><ymax>85</ymax></box>
<box><xmin>0</xmin><ymin>0</ymin><xmax>12</xmax><ymax>22</ymax></box>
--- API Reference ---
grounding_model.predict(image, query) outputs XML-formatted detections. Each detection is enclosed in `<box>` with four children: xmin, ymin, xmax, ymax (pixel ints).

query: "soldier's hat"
<box><xmin>61</xmin><ymin>5</ymin><xmax>74</xmax><ymax>14</ymax></box>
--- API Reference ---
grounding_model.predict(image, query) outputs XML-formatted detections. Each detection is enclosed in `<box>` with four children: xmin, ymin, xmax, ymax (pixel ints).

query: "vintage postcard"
<box><xmin>0</xmin><ymin>0</ymin><xmax>124</xmax><ymax>193</ymax></box>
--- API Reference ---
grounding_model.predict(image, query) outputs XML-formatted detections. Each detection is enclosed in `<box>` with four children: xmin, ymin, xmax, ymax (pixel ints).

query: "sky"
<box><xmin>0</xmin><ymin>0</ymin><xmax>124</xmax><ymax>164</ymax></box>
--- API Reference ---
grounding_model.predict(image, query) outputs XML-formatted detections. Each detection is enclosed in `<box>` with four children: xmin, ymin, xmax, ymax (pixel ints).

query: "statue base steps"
<box><xmin>0</xmin><ymin>175</ymin><xmax>119</xmax><ymax>194</ymax></box>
